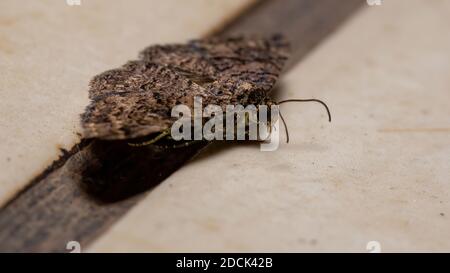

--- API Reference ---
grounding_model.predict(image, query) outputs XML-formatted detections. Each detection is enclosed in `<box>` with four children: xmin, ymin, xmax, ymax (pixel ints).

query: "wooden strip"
<box><xmin>0</xmin><ymin>0</ymin><xmax>363</xmax><ymax>252</ymax></box>
<box><xmin>216</xmin><ymin>0</ymin><xmax>363</xmax><ymax>69</ymax></box>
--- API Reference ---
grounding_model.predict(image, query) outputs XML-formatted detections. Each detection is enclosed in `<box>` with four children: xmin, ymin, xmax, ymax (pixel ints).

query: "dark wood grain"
<box><xmin>0</xmin><ymin>0</ymin><xmax>364</xmax><ymax>252</ymax></box>
<box><xmin>216</xmin><ymin>0</ymin><xmax>364</xmax><ymax>70</ymax></box>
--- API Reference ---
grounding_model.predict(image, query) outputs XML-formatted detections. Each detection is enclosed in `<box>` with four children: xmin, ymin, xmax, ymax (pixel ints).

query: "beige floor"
<box><xmin>88</xmin><ymin>0</ymin><xmax>450</xmax><ymax>252</ymax></box>
<box><xmin>0</xmin><ymin>0</ymin><xmax>253</xmax><ymax>207</ymax></box>
<box><xmin>1</xmin><ymin>0</ymin><xmax>449</xmax><ymax>252</ymax></box>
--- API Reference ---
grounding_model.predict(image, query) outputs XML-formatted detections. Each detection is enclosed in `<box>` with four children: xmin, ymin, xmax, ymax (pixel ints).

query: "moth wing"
<box><xmin>141</xmin><ymin>35</ymin><xmax>289</xmax><ymax>106</ymax></box>
<box><xmin>82</xmin><ymin>61</ymin><xmax>207</xmax><ymax>140</ymax></box>
<box><xmin>82</xmin><ymin>35</ymin><xmax>289</xmax><ymax>140</ymax></box>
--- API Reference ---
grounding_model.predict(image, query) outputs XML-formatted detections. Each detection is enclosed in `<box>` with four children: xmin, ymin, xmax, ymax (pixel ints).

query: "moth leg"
<box><xmin>162</xmin><ymin>140</ymin><xmax>206</xmax><ymax>149</ymax></box>
<box><xmin>128</xmin><ymin>129</ymin><xmax>171</xmax><ymax>147</ymax></box>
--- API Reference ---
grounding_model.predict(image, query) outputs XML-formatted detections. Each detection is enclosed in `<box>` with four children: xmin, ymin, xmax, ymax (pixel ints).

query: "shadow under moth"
<box><xmin>81</xmin><ymin>35</ymin><xmax>330</xmax><ymax>147</ymax></box>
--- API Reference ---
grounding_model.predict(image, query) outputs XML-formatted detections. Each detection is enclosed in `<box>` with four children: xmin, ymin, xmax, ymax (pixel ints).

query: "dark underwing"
<box><xmin>81</xmin><ymin>35</ymin><xmax>289</xmax><ymax>141</ymax></box>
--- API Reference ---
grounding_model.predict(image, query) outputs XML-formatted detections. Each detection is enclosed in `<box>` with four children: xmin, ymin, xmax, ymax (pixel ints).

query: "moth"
<box><xmin>81</xmin><ymin>35</ymin><xmax>329</xmax><ymax>146</ymax></box>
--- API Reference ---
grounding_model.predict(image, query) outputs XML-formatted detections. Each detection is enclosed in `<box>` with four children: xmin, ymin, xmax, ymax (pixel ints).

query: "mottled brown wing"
<box><xmin>81</xmin><ymin>35</ymin><xmax>289</xmax><ymax>140</ymax></box>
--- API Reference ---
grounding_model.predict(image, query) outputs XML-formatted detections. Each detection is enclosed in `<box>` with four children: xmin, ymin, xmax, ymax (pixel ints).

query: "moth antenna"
<box><xmin>278</xmin><ymin>99</ymin><xmax>332</xmax><ymax>122</ymax></box>
<box><xmin>128</xmin><ymin>130</ymin><xmax>170</xmax><ymax>147</ymax></box>
<box><xmin>279</xmin><ymin>111</ymin><xmax>290</xmax><ymax>143</ymax></box>
<box><xmin>162</xmin><ymin>140</ymin><xmax>205</xmax><ymax>149</ymax></box>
